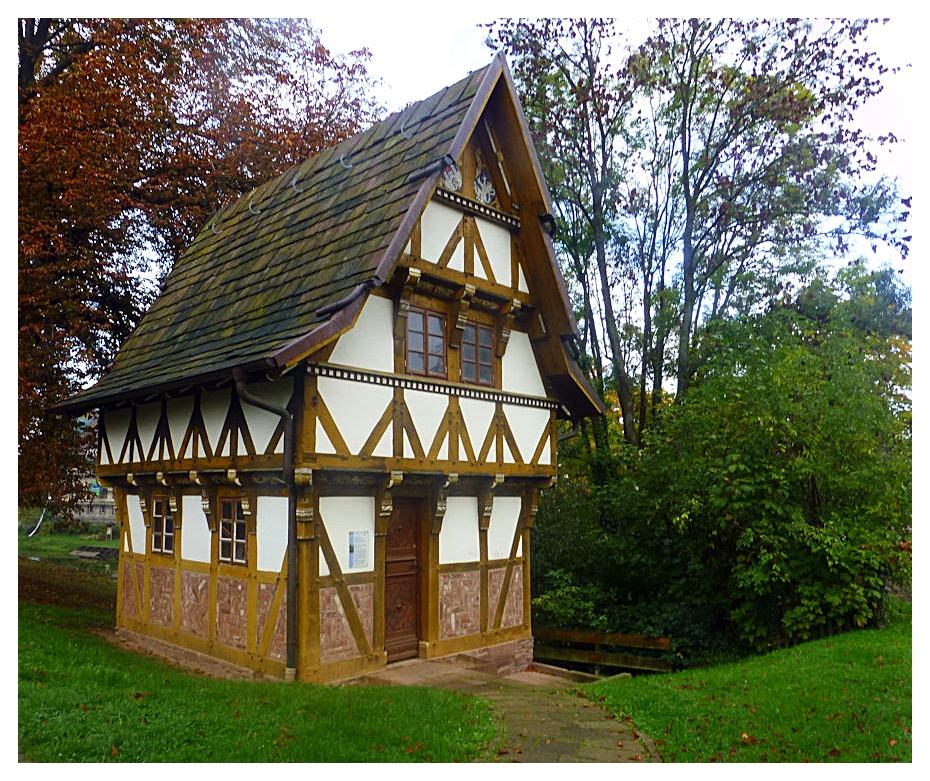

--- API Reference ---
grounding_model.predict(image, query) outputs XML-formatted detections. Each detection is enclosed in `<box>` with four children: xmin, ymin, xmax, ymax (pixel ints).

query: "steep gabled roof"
<box><xmin>58</xmin><ymin>53</ymin><xmax>604</xmax><ymax>419</ymax></box>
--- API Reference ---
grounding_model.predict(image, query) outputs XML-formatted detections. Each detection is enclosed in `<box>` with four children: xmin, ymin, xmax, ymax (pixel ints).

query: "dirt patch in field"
<box><xmin>18</xmin><ymin>556</ymin><xmax>117</xmax><ymax>614</ymax></box>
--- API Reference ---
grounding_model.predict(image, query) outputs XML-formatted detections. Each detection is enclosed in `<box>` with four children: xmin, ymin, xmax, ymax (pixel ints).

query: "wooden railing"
<box><xmin>533</xmin><ymin>627</ymin><xmax>673</xmax><ymax>674</ymax></box>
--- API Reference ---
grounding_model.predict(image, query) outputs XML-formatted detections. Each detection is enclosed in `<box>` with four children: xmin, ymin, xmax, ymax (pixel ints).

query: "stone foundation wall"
<box><xmin>439</xmin><ymin>570</ymin><xmax>481</xmax><ymax>639</ymax></box>
<box><xmin>215</xmin><ymin>576</ymin><xmax>249</xmax><ymax>651</ymax></box>
<box><xmin>256</xmin><ymin>581</ymin><xmax>288</xmax><ymax>662</ymax></box>
<box><xmin>179</xmin><ymin>570</ymin><xmax>210</xmax><ymax>638</ymax></box>
<box><xmin>448</xmin><ymin>636</ymin><xmax>534</xmax><ymax>677</ymax></box>
<box><xmin>488</xmin><ymin>566</ymin><xmax>524</xmax><ymax>629</ymax></box>
<box><xmin>148</xmin><ymin>565</ymin><xmax>174</xmax><ymax>628</ymax></box>
<box><xmin>320</xmin><ymin>582</ymin><xmax>374</xmax><ymax>663</ymax></box>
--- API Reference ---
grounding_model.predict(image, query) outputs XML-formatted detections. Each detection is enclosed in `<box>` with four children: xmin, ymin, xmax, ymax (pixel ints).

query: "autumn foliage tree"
<box><xmin>19</xmin><ymin>18</ymin><xmax>382</xmax><ymax>513</ymax></box>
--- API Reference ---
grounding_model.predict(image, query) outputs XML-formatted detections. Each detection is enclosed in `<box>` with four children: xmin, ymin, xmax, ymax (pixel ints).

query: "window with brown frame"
<box><xmin>219</xmin><ymin>499</ymin><xmax>247</xmax><ymax>565</ymax></box>
<box><xmin>151</xmin><ymin>496</ymin><xmax>174</xmax><ymax>555</ymax></box>
<box><xmin>461</xmin><ymin>322</ymin><xmax>494</xmax><ymax>385</ymax></box>
<box><xmin>406</xmin><ymin>307</ymin><xmax>446</xmax><ymax>378</ymax></box>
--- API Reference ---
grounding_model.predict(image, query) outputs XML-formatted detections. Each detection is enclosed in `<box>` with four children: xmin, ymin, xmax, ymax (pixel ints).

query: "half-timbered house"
<box><xmin>58</xmin><ymin>53</ymin><xmax>604</xmax><ymax>683</ymax></box>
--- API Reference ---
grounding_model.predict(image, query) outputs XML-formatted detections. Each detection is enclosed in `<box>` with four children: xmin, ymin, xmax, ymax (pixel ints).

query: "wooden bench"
<box><xmin>533</xmin><ymin>627</ymin><xmax>673</xmax><ymax>674</ymax></box>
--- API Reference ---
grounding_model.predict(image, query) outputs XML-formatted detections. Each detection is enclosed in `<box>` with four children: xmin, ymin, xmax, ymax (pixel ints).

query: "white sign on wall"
<box><xmin>349</xmin><ymin>530</ymin><xmax>370</xmax><ymax>569</ymax></box>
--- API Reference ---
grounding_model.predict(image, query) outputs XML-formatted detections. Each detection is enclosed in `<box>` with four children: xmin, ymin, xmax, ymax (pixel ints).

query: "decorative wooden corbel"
<box><xmin>295</xmin><ymin>469</ymin><xmax>314</xmax><ymax>540</ymax></box>
<box><xmin>450</xmin><ymin>284</ymin><xmax>476</xmax><ymax>350</ymax></box>
<box><xmin>138</xmin><ymin>494</ymin><xmax>149</xmax><ymax>526</ymax></box>
<box><xmin>431</xmin><ymin>474</ymin><xmax>457</xmax><ymax>535</ymax></box>
<box><xmin>479</xmin><ymin>474</ymin><xmax>504</xmax><ymax>530</ymax></box>
<box><xmin>394</xmin><ymin>268</ymin><xmax>421</xmax><ymax>353</ymax></box>
<box><xmin>375</xmin><ymin>471</ymin><xmax>402</xmax><ymax>536</ymax></box>
<box><xmin>189</xmin><ymin>470</ymin><xmax>202</xmax><ymax>486</ymax></box>
<box><xmin>201</xmin><ymin>489</ymin><xmax>216</xmax><ymax>531</ymax></box>
<box><xmin>495</xmin><ymin>300</ymin><xmax>520</xmax><ymax>358</ymax></box>
<box><xmin>156</xmin><ymin>472</ymin><xmax>168</xmax><ymax>487</ymax></box>
<box><xmin>523</xmin><ymin>488</ymin><xmax>541</xmax><ymax>529</ymax></box>
<box><xmin>227</xmin><ymin>469</ymin><xmax>242</xmax><ymax>486</ymax></box>
<box><xmin>168</xmin><ymin>495</ymin><xmax>180</xmax><ymax>528</ymax></box>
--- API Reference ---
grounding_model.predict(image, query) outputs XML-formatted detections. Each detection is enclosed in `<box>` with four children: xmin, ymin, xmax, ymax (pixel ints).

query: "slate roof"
<box><xmin>58</xmin><ymin>54</ymin><xmax>604</xmax><ymax>418</ymax></box>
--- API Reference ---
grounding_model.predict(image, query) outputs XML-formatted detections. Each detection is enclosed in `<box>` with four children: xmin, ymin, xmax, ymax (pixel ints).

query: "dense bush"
<box><xmin>532</xmin><ymin>270</ymin><xmax>911</xmax><ymax>662</ymax></box>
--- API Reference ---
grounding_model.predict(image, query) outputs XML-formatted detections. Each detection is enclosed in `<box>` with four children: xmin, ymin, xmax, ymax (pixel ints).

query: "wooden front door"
<box><xmin>384</xmin><ymin>498</ymin><xmax>422</xmax><ymax>662</ymax></box>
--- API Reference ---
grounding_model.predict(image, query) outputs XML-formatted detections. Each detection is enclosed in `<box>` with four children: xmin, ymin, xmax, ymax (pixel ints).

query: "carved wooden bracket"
<box><xmin>375</xmin><ymin>472</ymin><xmax>402</xmax><ymax>536</ymax></box>
<box><xmin>138</xmin><ymin>494</ymin><xmax>149</xmax><ymax>527</ymax></box>
<box><xmin>450</xmin><ymin>284</ymin><xmax>476</xmax><ymax>350</ymax></box>
<box><xmin>495</xmin><ymin>300</ymin><xmax>520</xmax><ymax>358</ymax></box>
<box><xmin>479</xmin><ymin>474</ymin><xmax>504</xmax><ymax>530</ymax></box>
<box><xmin>523</xmin><ymin>487</ymin><xmax>540</xmax><ymax>529</ymax></box>
<box><xmin>431</xmin><ymin>473</ymin><xmax>457</xmax><ymax>535</ymax></box>
<box><xmin>168</xmin><ymin>495</ymin><xmax>180</xmax><ymax>528</ymax></box>
<box><xmin>201</xmin><ymin>489</ymin><xmax>216</xmax><ymax>532</ymax></box>
<box><xmin>295</xmin><ymin>469</ymin><xmax>314</xmax><ymax>540</ymax></box>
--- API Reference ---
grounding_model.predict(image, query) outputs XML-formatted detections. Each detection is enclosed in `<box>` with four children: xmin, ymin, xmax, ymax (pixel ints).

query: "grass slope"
<box><xmin>582</xmin><ymin>601</ymin><xmax>912</xmax><ymax>762</ymax></box>
<box><xmin>18</xmin><ymin>556</ymin><xmax>496</xmax><ymax>763</ymax></box>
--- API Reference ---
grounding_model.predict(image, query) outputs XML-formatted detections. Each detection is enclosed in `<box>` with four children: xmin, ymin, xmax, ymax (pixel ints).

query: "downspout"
<box><xmin>316</xmin><ymin>276</ymin><xmax>382</xmax><ymax>318</ymax></box>
<box><xmin>233</xmin><ymin>367</ymin><xmax>298</xmax><ymax>679</ymax></box>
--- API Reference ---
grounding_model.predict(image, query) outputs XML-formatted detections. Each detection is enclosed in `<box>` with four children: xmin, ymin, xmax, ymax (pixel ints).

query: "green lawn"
<box><xmin>582</xmin><ymin>600</ymin><xmax>912</xmax><ymax>762</ymax></box>
<box><xmin>19</xmin><ymin>533</ymin><xmax>912</xmax><ymax>762</ymax></box>
<box><xmin>18</xmin><ymin>555</ymin><xmax>498</xmax><ymax>762</ymax></box>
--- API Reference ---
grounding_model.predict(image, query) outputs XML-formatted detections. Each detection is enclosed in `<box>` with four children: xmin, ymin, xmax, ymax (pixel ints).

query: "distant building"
<box><xmin>71</xmin><ymin>477</ymin><xmax>117</xmax><ymax>529</ymax></box>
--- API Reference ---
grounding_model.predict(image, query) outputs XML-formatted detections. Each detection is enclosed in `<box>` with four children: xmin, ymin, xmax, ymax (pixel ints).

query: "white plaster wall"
<box><xmin>475</xmin><ymin>217</ymin><xmax>511</xmax><ymax>287</ymax></box>
<box><xmin>125</xmin><ymin>493</ymin><xmax>146</xmax><ymax>553</ymax></box>
<box><xmin>488</xmin><ymin>495</ymin><xmax>523</xmax><ymax>560</ymax></box>
<box><xmin>319</xmin><ymin>496</ymin><xmax>375</xmax><ymax>576</ymax></box>
<box><xmin>136</xmin><ymin>402</ymin><xmax>160</xmax><ymax>460</ymax></box>
<box><xmin>404</xmin><ymin>389</ymin><xmax>449</xmax><ymax>459</ymax></box>
<box><xmin>104</xmin><ymin>408</ymin><xmax>130</xmax><ymax>465</ymax></box>
<box><xmin>504</xmin><ymin>405</ymin><xmax>551</xmax><ymax>466</ymax></box>
<box><xmin>420</xmin><ymin>201</ymin><xmax>464</xmax><ymax>271</ymax></box>
<box><xmin>459</xmin><ymin>397</ymin><xmax>496</xmax><ymax>456</ymax></box>
<box><xmin>501</xmin><ymin>331</ymin><xmax>546</xmax><ymax>398</ymax></box>
<box><xmin>243</xmin><ymin>378</ymin><xmax>293</xmax><ymax>455</ymax></box>
<box><xmin>318</xmin><ymin>378</ymin><xmax>393</xmax><ymax>456</ymax></box>
<box><xmin>316</xmin><ymin>419</ymin><xmax>336</xmax><ymax>455</ymax></box>
<box><xmin>201</xmin><ymin>388</ymin><xmax>231</xmax><ymax>456</ymax></box>
<box><xmin>181</xmin><ymin>494</ymin><xmax>212</xmax><ymax>564</ymax></box>
<box><xmin>257</xmin><ymin>496</ymin><xmax>288</xmax><ymax>572</ymax></box>
<box><xmin>166</xmin><ymin>396</ymin><xmax>194</xmax><ymax>457</ymax></box>
<box><xmin>439</xmin><ymin>496</ymin><xmax>479</xmax><ymax>564</ymax></box>
<box><xmin>328</xmin><ymin>296</ymin><xmax>395</xmax><ymax>374</ymax></box>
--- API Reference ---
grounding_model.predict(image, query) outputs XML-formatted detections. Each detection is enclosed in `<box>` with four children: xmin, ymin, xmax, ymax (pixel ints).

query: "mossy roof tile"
<box><xmin>63</xmin><ymin>63</ymin><xmax>489</xmax><ymax>409</ymax></box>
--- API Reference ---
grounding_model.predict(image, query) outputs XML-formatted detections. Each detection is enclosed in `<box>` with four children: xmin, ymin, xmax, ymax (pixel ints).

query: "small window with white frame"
<box><xmin>152</xmin><ymin>496</ymin><xmax>174</xmax><ymax>555</ymax></box>
<box><xmin>219</xmin><ymin>499</ymin><xmax>247</xmax><ymax>565</ymax></box>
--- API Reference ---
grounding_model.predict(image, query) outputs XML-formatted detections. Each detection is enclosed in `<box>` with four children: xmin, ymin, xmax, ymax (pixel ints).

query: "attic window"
<box><xmin>406</xmin><ymin>308</ymin><xmax>446</xmax><ymax>379</ymax></box>
<box><xmin>461</xmin><ymin>322</ymin><xmax>494</xmax><ymax>386</ymax></box>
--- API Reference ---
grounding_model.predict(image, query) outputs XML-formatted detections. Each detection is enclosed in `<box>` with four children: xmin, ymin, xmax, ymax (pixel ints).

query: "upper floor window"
<box><xmin>406</xmin><ymin>308</ymin><xmax>446</xmax><ymax>378</ymax></box>
<box><xmin>152</xmin><ymin>496</ymin><xmax>174</xmax><ymax>555</ymax></box>
<box><xmin>219</xmin><ymin>499</ymin><xmax>247</xmax><ymax>565</ymax></box>
<box><xmin>462</xmin><ymin>322</ymin><xmax>494</xmax><ymax>385</ymax></box>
